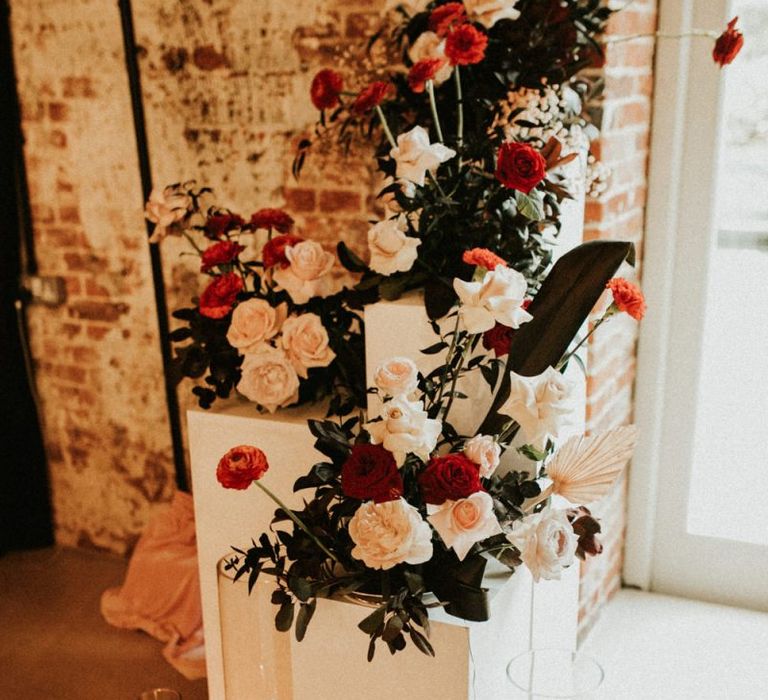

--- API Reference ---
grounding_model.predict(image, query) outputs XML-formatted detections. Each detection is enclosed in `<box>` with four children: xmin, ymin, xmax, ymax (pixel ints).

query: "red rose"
<box><xmin>352</xmin><ymin>81</ymin><xmax>391</xmax><ymax>114</ymax></box>
<box><xmin>250</xmin><ymin>208</ymin><xmax>295</xmax><ymax>233</ymax></box>
<box><xmin>462</xmin><ymin>247</ymin><xmax>508</xmax><ymax>271</ymax></box>
<box><xmin>444</xmin><ymin>24</ymin><xmax>488</xmax><ymax>66</ymax></box>
<box><xmin>495</xmin><ymin>142</ymin><xmax>547</xmax><ymax>194</ymax></box>
<box><xmin>216</xmin><ymin>445</ymin><xmax>269</xmax><ymax>490</ymax></box>
<box><xmin>200</xmin><ymin>240</ymin><xmax>245</xmax><ymax>272</ymax></box>
<box><xmin>567</xmin><ymin>507</ymin><xmax>603</xmax><ymax>560</ymax></box>
<box><xmin>419</xmin><ymin>453</ymin><xmax>482</xmax><ymax>505</ymax></box>
<box><xmin>429</xmin><ymin>2</ymin><xmax>467</xmax><ymax>37</ymax></box>
<box><xmin>262</xmin><ymin>234</ymin><xmax>304</xmax><ymax>269</ymax></box>
<box><xmin>482</xmin><ymin>322</ymin><xmax>514</xmax><ymax>358</ymax></box>
<box><xmin>606</xmin><ymin>277</ymin><xmax>646</xmax><ymax>320</ymax></box>
<box><xmin>341</xmin><ymin>444</ymin><xmax>404</xmax><ymax>504</ymax></box>
<box><xmin>408</xmin><ymin>58</ymin><xmax>446</xmax><ymax>94</ymax></box>
<box><xmin>713</xmin><ymin>17</ymin><xmax>744</xmax><ymax>68</ymax></box>
<box><xmin>199</xmin><ymin>272</ymin><xmax>243</xmax><ymax>319</ymax></box>
<box><xmin>310</xmin><ymin>69</ymin><xmax>344</xmax><ymax>110</ymax></box>
<box><xmin>204</xmin><ymin>213</ymin><xmax>245</xmax><ymax>240</ymax></box>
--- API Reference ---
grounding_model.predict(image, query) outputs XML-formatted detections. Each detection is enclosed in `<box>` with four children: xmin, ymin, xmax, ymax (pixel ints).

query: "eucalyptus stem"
<box><xmin>255</xmin><ymin>482</ymin><xmax>340</xmax><ymax>564</ymax></box>
<box><xmin>425</xmin><ymin>79</ymin><xmax>444</xmax><ymax>143</ymax></box>
<box><xmin>454</xmin><ymin>66</ymin><xmax>464</xmax><ymax>149</ymax></box>
<box><xmin>375</xmin><ymin>105</ymin><xmax>397</xmax><ymax>149</ymax></box>
<box><xmin>442</xmin><ymin>338</ymin><xmax>471</xmax><ymax>423</ymax></box>
<box><xmin>431</xmin><ymin>314</ymin><xmax>461</xmax><ymax>409</ymax></box>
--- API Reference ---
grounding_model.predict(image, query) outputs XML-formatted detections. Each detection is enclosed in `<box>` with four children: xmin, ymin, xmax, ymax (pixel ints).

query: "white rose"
<box><xmin>408</xmin><ymin>31</ymin><xmax>453</xmax><ymax>85</ymax></box>
<box><xmin>427</xmin><ymin>492</ymin><xmax>502</xmax><ymax>561</ymax></box>
<box><xmin>280</xmin><ymin>313</ymin><xmax>335</xmax><ymax>378</ymax></box>
<box><xmin>226</xmin><ymin>299</ymin><xmax>287</xmax><ymax>354</ymax></box>
<box><xmin>498</xmin><ymin>366</ymin><xmax>575</xmax><ymax>451</ymax></box>
<box><xmin>390</xmin><ymin>126</ymin><xmax>456</xmax><ymax>187</ymax></box>
<box><xmin>453</xmin><ymin>266</ymin><xmax>533</xmax><ymax>334</ymax></box>
<box><xmin>374</xmin><ymin>357</ymin><xmax>419</xmax><ymax>397</ymax></box>
<box><xmin>273</xmin><ymin>240</ymin><xmax>335</xmax><ymax>304</ymax></box>
<box><xmin>463</xmin><ymin>434</ymin><xmax>501</xmax><ymax>478</ymax></box>
<box><xmin>145</xmin><ymin>185</ymin><xmax>192</xmax><ymax>243</ymax></box>
<box><xmin>236</xmin><ymin>347</ymin><xmax>300</xmax><ymax>413</ymax></box>
<box><xmin>463</xmin><ymin>0</ymin><xmax>521</xmax><ymax>28</ymax></box>
<box><xmin>506</xmin><ymin>509</ymin><xmax>577</xmax><ymax>582</ymax></box>
<box><xmin>349</xmin><ymin>498</ymin><xmax>434</xmax><ymax>570</ymax></box>
<box><xmin>365</xmin><ymin>396</ymin><xmax>442</xmax><ymax>467</ymax></box>
<box><xmin>368</xmin><ymin>215</ymin><xmax>421</xmax><ymax>276</ymax></box>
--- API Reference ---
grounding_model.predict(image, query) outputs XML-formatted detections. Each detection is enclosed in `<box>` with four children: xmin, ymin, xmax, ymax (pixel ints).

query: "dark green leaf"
<box><xmin>409</xmin><ymin>628</ymin><xmax>435</xmax><ymax>657</ymax></box>
<box><xmin>337</xmin><ymin>241</ymin><xmax>368</xmax><ymax>273</ymax></box>
<box><xmin>275</xmin><ymin>601</ymin><xmax>295</xmax><ymax>632</ymax></box>
<box><xmin>295</xmin><ymin>600</ymin><xmax>316</xmax><ymax>642</ymax></box>
<box><xmin>358</xmin><ymin>604</ymin><xmax>387</xmax><ymax>635</ymax></box>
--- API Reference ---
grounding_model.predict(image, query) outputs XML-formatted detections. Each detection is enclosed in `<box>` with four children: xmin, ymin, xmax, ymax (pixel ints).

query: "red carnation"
<box><xmin>200</xmin><ymin>240</ymin><xmax>245</xmax><ymax>272</ymax></box>
<box><xmin>462</xmin><ymin>247</ymin><xmax>508</xmax><ymax>271</ymax></box>
<box><xmin>429</xmin><ymin>2</ymin><xmax>467</xmax><ymax>37</ymax></box>
<box><xmin>341</xmin><ymin>444</ymin><xmax>404</xmax><ymax>504</ymax></box>
<box><xmin>262</xmin><ymin>234</ymin><xmax>304</xmax><ymax>269</ymax></box>
<box><xmin>713</xmin><ymin>17</ymin><xmax>744</xmax><ymax>68</ymax></box>
<box><xmin>310</xmin><ymin>69</ymin><xmax>344</xmax><ymax>110</ymax></box>
<box><xmin>204</xmin><ymin>213</ymin><xmax>245</xmax><ymax>240</ymax></box>
<box><xmin>250</xmin><ymin>208</ymin><xmax>295</xmax><ymax>233</ymax></box>
<box><xmin>482</xmin><ymin>322</ymin><xmax>514</xmax><ymax>358</ymax></box>
<box><xmin>408</xmin><ymin>58</ymin><xmax>446</xmax><ymax>93</ymax></box>
<box><xmin>216</xmin><ymin>445</ymin><xmax>269</xmax><ymax>490</ymax></box>
<box><xmin>419</xmin><ymin>453</ymin><xmax>482</xmax><ymax>505</ymax></box>
<box><xmin>199</xmin><ymin>272</ymin><xmax>243</xmax><ymax>319</ymax></box>
<box><xmin>444</xmin><ymin>24</ymin><xmax>488</xmax><ymax>66</ymax></box>
<box><xmin>495</xmin><ymin>142</ymin><xmax>547</xmax><ymax>194</ymax></box>
<box><xmin>606</xmin><ymin>278</ymin><xmax>646</xmax><ymax>321</ymax></box>
<box><xmin>352</xmin><ymin>81</ymin><xmax>391</xmax><ymax>114</ymax></box>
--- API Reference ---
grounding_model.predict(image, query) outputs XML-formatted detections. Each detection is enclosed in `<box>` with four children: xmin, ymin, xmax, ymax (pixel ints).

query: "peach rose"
<box><xmin>280</xmin><ymin>313</ymin><xmax>335</xmax><ymax>378</ymax></box>
<box><xmin>236</xmin><ymin>347</ymin><xmax>300</xmax><ymax>412</ymax></box>
<box><xmin>506</xmin><ymin>509</ymin><xmax>577</xmax><ymax>582</ymax></box>
<box><xmin>427</xmin><ymin>492</ymin><xmax>502</xmax><ymax>560</ymax></box>
<box><xmin>272</xmin><ymin>240</ymin><xmax>335</xmax><ymax>304</ymax></box>
<box><xmin>463</xmin><ymin>434</ymin><xmax>500</xmax><ymax>478</ymax></box>
<box><xmin>373</xmin><ymin>356</ymin><xmax>419</xmax><ymax>397</ymax></box>
<box><xmin>226</xmin><ymin>299</ymin><xmax>288</xmax><ymax>354</ymax></box>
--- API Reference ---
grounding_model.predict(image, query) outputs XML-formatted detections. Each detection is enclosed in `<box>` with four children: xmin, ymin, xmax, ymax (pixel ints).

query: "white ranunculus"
<box><xmin>498</xmin><ymin>366</ymin><xmax>575</xmax><ymax>451</ymax></box>
<box><xmin>226</xmin><ymin>299</ymin><xmax>287</xmax><ymax>355</ymax></box>
<box><xmin>280</xmin><ymin>313</ymin><xmax>335</xmax><ymax>379</ymax></box>
<box><xmin>349</xmin><ymin>498</ymin><xmax>434</xmax><ymax>570</ymax></box>
<box><xmin>236</xmin><ymin>347</ymin><xmax>300</xmax><ymax>413</ymax></box>
<box><xmin>464</xmin><ymin>0</ymin><xmax>521</xmax><ymax>28</ymax></box>
<box><xmin>365</xmin><ymin>396</ymin><xmax>441</xmax><ymax>467</ymax></box>
<box><xmin>506</xmin><ymin>509</ymin><xmax>577</xmax><ymax>582</ymax></box>
<box><xmin>463</xmin><ymin>434</ymin><xmax>501</xmax><ymax>478</ymax></box>
<box><xmin>407</xmin><ymin>31</ymin><xmax>454</xmax><ymax>84</ymax></box>
<box><xmin>427</xmin><ymin>492</ymin><xmax>502</xmax><ymax>560</ymax></box>
<box><xmin>453</xmin><ymin>266</ymin><xmax>533</xmax><ymax>334</ymax></box>
<box><xmin>272</xmin><ymin>240</ymin><xmax>335</xmax><ymax>304</ymax></box>
<box><xmin>145</xmin><ymin>185</ymin><xmax>192</xmax><ymax>243</ymax></box>
<box><xmin>390</xmin><ymin>126</ymin><xmax>456</xmax><ymax>187</ymax></box>
<box><xmin>374</xmin><ymin>357</ymin><xmax>419</xmax><ymax>397</ymax></box>
<box><xmin>368</xmin><ymin>215</ymin><xmax>421</xmax><ymax>275</ymax></box>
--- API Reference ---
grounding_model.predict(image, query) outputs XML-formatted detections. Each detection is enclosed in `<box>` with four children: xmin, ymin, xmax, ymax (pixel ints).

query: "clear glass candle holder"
<box><xmin>506</xmin><ymin>648</ymin><xmax>604</xmax><ymax>699</ymax></box>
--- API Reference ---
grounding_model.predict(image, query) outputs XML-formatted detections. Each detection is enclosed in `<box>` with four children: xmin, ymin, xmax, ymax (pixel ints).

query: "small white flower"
<box><xmin>407</xmin><ymin>31</ymin><xmax>453</xmax><ymax>85</ymax></box>
<box><xmin>453</xmin><ymin>266</ymin><xmax>532</xmax><ymax>334</ymax></box>
<box><xmin>463</xmin><ymin>434</ymin><xmax>501</xmax><ymax>478</ymax></box>
<box><xmin>374</xmin><ymin>357</ymin><xmax>419</xmax><ymax>397</ymax></box>
<box><xmin>427</xmin><ymin>492</ymin><xmax>502</xmax><ymax>561</ymax></box>
<box><xmin>390</xmin><ymin>126</ymin><xmax>456</xmax><ymax>187</ymax></box>
<box><xmin>368</xmin><ymin>215</ymin><xmax>421</xmax><ymax>276</ymax></box>
<box><xmin>236</xmin><ymin>347</ymin><xmax>300</xmax><ymax>413</ymax></box>
<box><xmin>272</xmin><ymin>240</ymin><xmax>335</xmax><ymax>304</ymax></box>
<box><xmin>280</xmin><ymin>313</ymin><xmax>335</xmax><ymax>379</ymax></box>
<box><xmin>365</xmin><ymin>396</ymin><xmax>441</xmax><ymax>467</ymax></box>
<box><xmin>226</xmin><ymin>299</ymin><xmax>287</xmax><ymax>355</ymax></box>
<box><xmin>506</xmin><ymin>509</ymin><xmax>577</xmax><ymax>582</ymax></box>
<box><xmin>463</xmin><ymin>0</ymin><xmax>521</xmax><ymax>28</ymax></box>
<box><xmin>145</xmin><ymin>185</ymin><xmax>192</xmax><ymax>243</ymax></box>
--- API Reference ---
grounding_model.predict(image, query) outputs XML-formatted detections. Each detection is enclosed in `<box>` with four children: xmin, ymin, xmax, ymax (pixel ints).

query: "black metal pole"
<box><xmin>118</xmin><ymin>0</ymin><xmax>189</xmax><ymax>492</ymax></box>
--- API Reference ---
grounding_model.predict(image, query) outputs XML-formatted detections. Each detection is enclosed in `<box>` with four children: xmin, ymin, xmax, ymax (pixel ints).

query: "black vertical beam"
<box><xmin>118</xmin><ymin>0</ymin><xmax>188</xmax><ymax>492</ymax></box>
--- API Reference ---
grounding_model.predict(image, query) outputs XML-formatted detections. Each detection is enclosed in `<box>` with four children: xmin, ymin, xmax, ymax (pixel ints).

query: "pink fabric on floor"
<box><xmin>101</xmin><ymin>491</ymin><xmax>206</xmax><ymax>679</ymax></box>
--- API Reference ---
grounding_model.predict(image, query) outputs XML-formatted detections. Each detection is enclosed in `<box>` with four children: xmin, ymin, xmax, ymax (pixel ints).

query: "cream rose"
<box><xmin>365</xmin><ymin>396</ymin><xmax>441</xmax><ymax>466</ymax></box>
<box><xmin>463</xmin><ymin>0</ymin><xmax>521</xmax><ymax>28</ymax></box>
<box><xmin>390</xmin><ymin>126</ymin><xmax>456</xmax><ymax>187</ymax></box>
<box><xmin>236</xmin><ymin>347</ymin><xmax>300</xmax><ymax>413</ymax></box>
<box><xmin>453</xmin><ymin>265</ymin><xmax>533</xmax><ymax>334</ymax></box>
<box><xmin>226</xmin><ymin>299</ymin><xmax>287</xmax><ymax>354</ymax></box>
<box><xmin>408</xmin><ymin>31</ymin><xmax>453</xmax><ymax>85</ymax></box>
<box><xmin>145</xmin><ymin>185</ymin><xmax>192</xmax><ymax>243</ymax></box>
<box><xmin>498</xmin><ymin>366</ymin><xmax>575</xmax><ymax>450</ymax></box>
<box><xmin>506</xmin><ymin>509</ymin><xmax>577</xmax><ymax>582</ymax></box>
<box><xmin>280</xmin><ymin>313</ymin><xmax>335</xmax><ymax>378</ymax></box>
<box><xmin>273</xmin><ymin>240</ymin><xmax>335</xmax><ymax>304</ymax></box>
<box><xmin>427</xmin><ymin>492</ymin><xmax>502</xmax><ymax>561</ymax></box>
<box><xmin>349</xmin><ymin>498</ymin><xmax>433</xmax><ymax>570</ymax></box>
<box><xmin>463</xmin><ymin>434</ymin><xmax>501</xmax><ymax>478</ymax></box>
<box><xmin>367</xmin><ymin>215</ymin><xmax>421</xmax><ymax>276</ymax></box>
<box><xmin>374</xmin><ymin>356</ymin><xmax>419</xmax><ymax>397</ymax></box>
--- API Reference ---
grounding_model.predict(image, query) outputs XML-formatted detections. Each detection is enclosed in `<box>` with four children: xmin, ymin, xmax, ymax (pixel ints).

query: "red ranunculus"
<box><xmin>462</xmin><ymin>247</ymin><xmax>508</xmax><ymax>271</ymax></box>
<box><xmin>262</xmin><ymin>234</ymin><xmax>304</xmax><ymax>268</ymax></box>
<box><xmin>495</xmin><ymin>142</ymin><xmax>547</xmax><ymax>194</ymax></box>
<box><xmin>341</xmin><ymin>444</ymin><xmax>404</xmax><ymax>504</ymax></box>
<box><xmin>204</xmin><ymin>213</ymin><xmax>245</xmax><ymax>240</ymax></box>
<box><xmin>216</xmin><ymin>445</ymin><xmax>269</xmax><ymax>490</ymax></box>
<box><xmin>429</xmin><ymin>2</ymin><xmax>467</xmax><ymax>37</ymax></box>
<box><xmin>444</xmin><ymin>24</ymin><xmax>488</xmax><ymax>66</ymax></box>
<box><xmin>419</xmin><ymin>453</ymin><xmax>482</xmax><ymax>505</ymax></box>
<box><xmin>310</xmin><ymin>68</ymin><xmax>344</xmax><ymax>110</ymax></box>
<box><xmin>352</xmin><ymin>81</ymin><xmax>391</xmax><ymax>114</ymax></box>
<box><xmin>250</xmin><ymin>208</ymin><xmax>295</xmax><ymax>233</ymax></box>
<box><xmin>713</xmin><ymin>17</ymin><xmax>744</xmax><ymax>68</ymax></box>
<box><xmin>407</xmin><ymin>58</ymin><xmax>446</xmax><ymax>94</ymax></box>
<box><xmin>199</xmin><ymin>272</ymin><xmax>243</xmax><ymax>319</ymax></box>
<box><xmin>606</xmin><ymin>277</ymin><xmax>646</xmax><ymax>320</ymax></box>
<box><xmin>200</xmin><ymin>240</ymin><xmax>245</xmax><ymax>272</ymax></box>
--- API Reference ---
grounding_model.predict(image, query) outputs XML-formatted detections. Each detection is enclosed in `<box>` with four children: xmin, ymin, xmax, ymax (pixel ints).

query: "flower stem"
<box><xmin>605</xmin><ymin>30</ymin><xmax>717</xmax><ymax>45</ymax></box>
<box><xmin>556</xmin><ymin>310</ymin><xmax>615</xmax><ymax>371</ymax></box>
<box><xmin>255</xmin><ymin>482</ymin><xmax>340</xmax><ymax>563</ymax></box>
<box><xmin>182</xmin><ymin>229</ymin><xmax>203</xmax><ymax>254</ymax></box>
<box><xmin>454</xmin><ymin>67</ymin><xmax>464</xmax><ymax>149</ymax></box>
<box><xmin>442</xmin><ymin>337</ymin><xmax>471</xmax><ymax>423</ymax></box>
<box><xmin>432</xmin><ymin>313</ymin><xmax>461</xmax><ymax>409</ymax></box>
<box><xmin>375</xmin><ymin>105</ymin><xmax>397</xmax><ymax>149</ymax></box>
<box><xmin>426</xmin><ymin>80</ymin><xmax>445</xmax><ymax>143</ymax></box>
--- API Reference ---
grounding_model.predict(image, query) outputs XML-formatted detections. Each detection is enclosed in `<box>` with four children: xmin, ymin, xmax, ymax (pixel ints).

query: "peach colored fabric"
<box><xmin>101</xmin><ymin>491</ymin><xmax>206</xmax><ymax>679</ymax></box>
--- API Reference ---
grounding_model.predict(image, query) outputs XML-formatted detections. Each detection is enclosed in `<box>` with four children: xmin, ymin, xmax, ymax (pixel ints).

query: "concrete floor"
<box><xmin>0</xmin><ymin>547</ymin><xmax>208</xmax><ymax>700</ymax></box>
